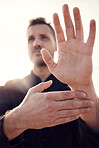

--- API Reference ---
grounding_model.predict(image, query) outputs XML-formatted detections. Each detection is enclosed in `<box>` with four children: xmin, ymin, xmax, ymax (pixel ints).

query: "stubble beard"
<box><xmin>36</xmin><ymin>60</ymin><xmax>47</xmax><ymax>67</ymax></box>
<box><xmin>32</xmin><ymin>56</ymin><xmax>47</xmax><ymax>67</ymax></box>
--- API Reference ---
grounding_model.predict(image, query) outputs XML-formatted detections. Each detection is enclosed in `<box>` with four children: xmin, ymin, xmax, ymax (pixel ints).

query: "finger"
<box><xmin>53</xmin><ymin>106</ymin><xmax>91</xmax><ymax>125</ymax></box>
<box><xmin>53</xmin><ymin>13</ymin><xmax>65</xmax><ymax>43</ymax></box>
<box><xmin>53</xmin><ymin>115</ymin><xmax>79</xmax><ymax>126</ymax></box>
<box><xmin>87</xmin><ymin>19</ymin><xmax>96</xmax><ymax>51</ymax></box>
<box><xmin>44</xmin><ymin>90</ymin><xmax>87</xmax><ymax>101</ymax></box>
<box><xmin>41</xmin><ymin>48</ymin><xmax>57</xmax><ymax>72</ymax></box>
<box><xmin>63</xmin><ymin>4</ymin><xmax>75</xmax><ymax>40</ymax></box>
<box><xmin>56</xmin><ymin>99</ymin><xmax>94</xmax><ymax>110</ymax></box>
<box><xmin>56</xmin><ymin>107</ymin><xmax>90</xmax><ymax>118</ymax></box>
<box><xmin>30</xmin><ymin>80</ymin><xmax>53</xmax><ymax>93</ymax></box>
<box><xmin>73</xmin><ymin>7</ymin><xmax>84</xmax><ymax>41</ymax></box>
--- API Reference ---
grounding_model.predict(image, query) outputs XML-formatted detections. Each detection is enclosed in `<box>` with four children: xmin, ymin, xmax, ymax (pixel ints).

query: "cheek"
<box><xmin>28</xmin><ymin>44</ymin><xmax>32</xmax><ymax>50</ymax></box>
<box><xmin>28</xmin><ymin>44</ymin><xmax>33</xmax><ymax>55</ymax></box>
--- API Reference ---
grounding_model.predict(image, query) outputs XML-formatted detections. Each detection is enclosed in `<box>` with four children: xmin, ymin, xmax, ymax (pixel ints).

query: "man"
<box><xmin>0</xmin><ymin>4</ymin><xmax>99</xmax><ymax>148</ymax></box>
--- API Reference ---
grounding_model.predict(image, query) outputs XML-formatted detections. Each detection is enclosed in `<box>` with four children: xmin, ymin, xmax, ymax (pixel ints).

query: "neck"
<box><xmin>32</xmin><ymin>65</ymin><xmax>51</xmax><ymax>81</ymax></box>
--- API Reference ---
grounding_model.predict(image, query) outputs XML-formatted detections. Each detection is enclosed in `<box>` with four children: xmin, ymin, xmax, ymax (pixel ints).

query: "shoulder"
<box><xmin>2</xmin><ymin>72</ymin><xmax>33</xmax><ymax>91</ymax></box>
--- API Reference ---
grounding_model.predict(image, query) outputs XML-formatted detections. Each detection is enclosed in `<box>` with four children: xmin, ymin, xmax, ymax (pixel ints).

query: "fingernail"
<box><xmin>75</xmin><ymin>115</ymin><xmax>80</xmax><ymax>119</ymax></box>
<box><xmin>89</xmin><ymin>101</ymin><xmax>94</xmax><ymax>106</ymax></box>
<box><xmin>81</xmin><ymin>92</ymin><xmax>87</xmax><ymax>98</ymax></box>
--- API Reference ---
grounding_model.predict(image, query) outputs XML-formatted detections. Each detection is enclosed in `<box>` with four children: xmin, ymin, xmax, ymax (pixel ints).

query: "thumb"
<box><xmin>20</xmin><ymin>81</ymin><xmax>53</xmax><ymax>105</ymax></box>
<box><xmin>31</xmin><ymin>80</ymin><xmax>53</xmax><ymax>93</ymax></box>
<box><xmin>41</xmin><ymin>48</ymin><xmax>57</xmax><ymax>72</ymax></box>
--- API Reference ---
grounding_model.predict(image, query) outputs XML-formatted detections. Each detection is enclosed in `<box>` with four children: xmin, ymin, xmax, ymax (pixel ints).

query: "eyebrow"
<box><xmin>28</xmin><ymin>33</ymin><xmax>49</xmax><ymax>40</ymax></box>
<box><xmin>40</xmin><ymin>34</ymin><xmax>49</xmax><ymax>38</ymax></box>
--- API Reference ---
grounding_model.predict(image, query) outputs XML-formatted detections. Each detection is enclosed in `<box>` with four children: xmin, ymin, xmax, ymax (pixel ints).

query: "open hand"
<box><xmin>41</xmin><ymin>4</ymin><xmax>96</xmax><ymax>88</ymax></box>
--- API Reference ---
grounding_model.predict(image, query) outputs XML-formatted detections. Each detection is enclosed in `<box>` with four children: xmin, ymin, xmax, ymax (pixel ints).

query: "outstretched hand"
<box><xmin>41</xmin><ymin>4</ymin><xmax>96</xmax><ymax>88</ymax></box>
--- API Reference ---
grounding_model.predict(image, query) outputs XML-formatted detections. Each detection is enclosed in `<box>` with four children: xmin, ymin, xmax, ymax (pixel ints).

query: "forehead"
<box><xmin>27</xmin><ymin>24</ymin><xmax>54</xmax><ymax>38</ymax></box>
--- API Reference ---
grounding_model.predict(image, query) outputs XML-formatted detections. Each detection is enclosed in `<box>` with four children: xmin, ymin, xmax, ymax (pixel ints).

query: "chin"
<box><xmin>36</xmin><ymin>61</ymin><xmax>47</xmax><ymax>67</ymax></box>
<box><xmin>31</xmin><ymin>57</ymin><xmax>46</xmax><ymax>67</ymax></box>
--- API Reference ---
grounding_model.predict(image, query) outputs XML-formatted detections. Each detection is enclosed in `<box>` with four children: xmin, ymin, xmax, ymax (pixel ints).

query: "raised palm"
<box><xmin>41</xmin><ymin>4</ymin><xmax>96</xmax><ymax>88</ymax></box>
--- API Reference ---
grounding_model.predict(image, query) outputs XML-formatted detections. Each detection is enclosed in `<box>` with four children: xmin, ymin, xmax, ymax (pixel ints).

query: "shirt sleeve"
<box><xmin>0</xmin><ymin>116</ymin><xmax>25</xmax><ymax>148</ymax></box>
<box><xmin>78</xmin><ymin>118</ymin><xmax>99</xmax><ymax>148</ymax></box>
<box><xmin>0</xmin><ymin>83</ymin><xmax>24</xmax><ymax>148</ymax></box>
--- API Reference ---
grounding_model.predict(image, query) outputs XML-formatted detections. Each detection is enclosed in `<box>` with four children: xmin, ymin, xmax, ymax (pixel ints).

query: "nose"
<box><xmin>32</xmin><ymin>38</ymin><xmax>42</xmax><ymax>49</ymax></box>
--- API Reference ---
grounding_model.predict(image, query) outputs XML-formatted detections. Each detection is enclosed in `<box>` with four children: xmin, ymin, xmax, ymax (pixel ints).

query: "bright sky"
<box><xmin>0</xmin><ymin>0</ymin><xmax>99</xmax><ymax>95</ymax></box>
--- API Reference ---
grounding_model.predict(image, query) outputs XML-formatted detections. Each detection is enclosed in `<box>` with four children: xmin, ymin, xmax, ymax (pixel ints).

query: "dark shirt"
<box><xmin>0</xmin><ymin>71</ymin><xmax>99</xmax><ymax>148</ymax></box>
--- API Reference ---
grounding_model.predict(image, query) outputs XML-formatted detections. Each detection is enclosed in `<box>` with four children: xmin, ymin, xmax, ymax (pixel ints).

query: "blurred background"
<box><xmin>0</xmin><ymin>0</ymin><xmax>99</xmax><ymax>95</ymax></box>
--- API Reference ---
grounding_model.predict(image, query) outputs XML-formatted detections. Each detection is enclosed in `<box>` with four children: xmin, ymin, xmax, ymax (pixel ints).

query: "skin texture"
<box><xmin>3</xmin><ymin>81</ymin><xmax>93</xmax><ymax>140</ymax></box>
<box><xmin>41</xmin><ymin>5</ymin><xmax>95</xmax><ymax>87</ymax></box>
<box><xmin>41</xmin><ymin>4</ymin><xmax>99</xmax><ymax>130</ymax></box>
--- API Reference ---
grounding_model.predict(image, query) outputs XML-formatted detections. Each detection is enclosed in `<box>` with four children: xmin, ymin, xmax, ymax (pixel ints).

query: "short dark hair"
<box><xmin>27</xmin><ymin>17</ymin><xmax>56</xmax><ymax>39</ymax></box>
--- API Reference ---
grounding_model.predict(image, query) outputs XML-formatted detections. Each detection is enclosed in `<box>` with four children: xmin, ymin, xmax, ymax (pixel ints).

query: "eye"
<box><xmin>28</xmin><ymin>36</ymin><xmax>35</xmax><ymax>42</ymax></box>
<box><xmin>41</xmin><ymin>35</ymin><xmax>48</xmax><ymax>40</ymax></box>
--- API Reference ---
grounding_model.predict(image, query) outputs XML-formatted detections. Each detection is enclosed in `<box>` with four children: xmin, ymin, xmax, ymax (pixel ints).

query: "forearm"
<box><xmin>70</xmin><ymin>80</ymin><xmax>99</xmax><ymax>131</ymax></box>
<box><xmin>3</xmin><ymin>107</ymin><xmax>26</xmax><ymax>141</ymax></box>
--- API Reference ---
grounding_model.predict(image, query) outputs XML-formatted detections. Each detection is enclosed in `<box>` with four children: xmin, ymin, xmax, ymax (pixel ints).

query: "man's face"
<box><xmin>27</xmin><ymin>24</ymin><xmax>56</xmax><ymax>67</ymax></box>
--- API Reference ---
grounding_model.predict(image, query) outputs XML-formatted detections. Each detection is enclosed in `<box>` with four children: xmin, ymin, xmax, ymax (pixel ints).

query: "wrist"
<box><xmin>69</xmin><ymin>80</ymin><xmax>99</xmax><ymax>130</ymax></box>
<box><xmin>69</xmin><ymin>79</ymin><xmax>98</xmax><ymax>101</ymax></box>
<box><xmin>3</xmin><ymin>107</ymin><xmax>26</xmax><ymax>141</ymax></box>
<box><xmin>69</xmin><ymin>79</ymin><xmax>92</xmax><ymax>92</ymax></box>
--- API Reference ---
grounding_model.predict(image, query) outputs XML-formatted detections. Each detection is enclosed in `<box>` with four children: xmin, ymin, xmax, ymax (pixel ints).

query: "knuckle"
<box><xmin>80</xmin><ymin>101</ymin><xmax>86</xmax><ymax>107</ymax></box>
<box><xmin>68</xmin><ymin>101</ymin><xmax>74</xmax><ymax>109</ymax></box>
<box><xmin>75</xmin><ymin>91</ymin><xmax>81</xmax><ymax>98</ymax></box>
<box><xmin>67</xmin><ymin>110</ymin><xmax>72</xmax><ymax>115</ymax></box>
<box><xmin>62</xmin><ymin>91</ymin><xmax>70</xmax><ymax>99</ymax></box>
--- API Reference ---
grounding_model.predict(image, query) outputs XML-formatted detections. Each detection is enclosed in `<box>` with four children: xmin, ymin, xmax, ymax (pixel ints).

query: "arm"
<box><xmin>41</xmin><ymin>4</ymin><xmax>99</xmax><ymax>131</ymax></box>
<box><xmin>0</xmin><ymin>116</ymin><xmax>25</xmax><ymax>148</ymax></box>
<box><xmin>78</xmin><ymin>118</ymin><xmax>99</xmax><ymax>148</ymax></box>
<box><xmin>2</xmin><ymin>81</ymin><xmax>92</xmax><ymax>141</ymax></box>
